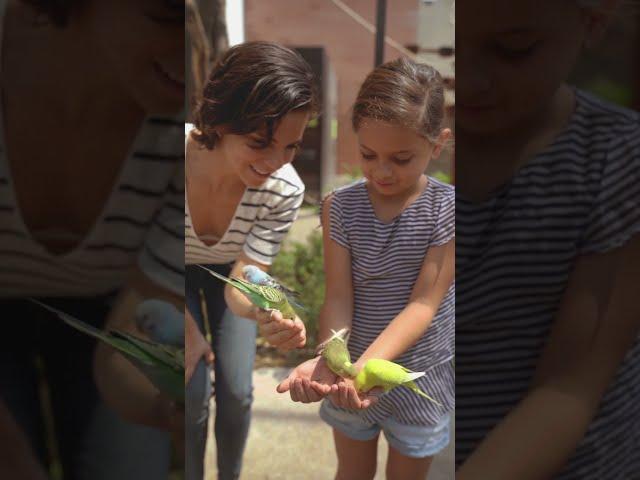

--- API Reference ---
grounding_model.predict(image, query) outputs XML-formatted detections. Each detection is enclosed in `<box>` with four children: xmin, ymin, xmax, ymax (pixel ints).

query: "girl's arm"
<box><xmin>354</xmin><ymin>238</ymin><xmax>454</xmax><ymax>368</ymax></box>
<box><xmin>457</xmin><ymin>237</ymin><xmax>640</xmax><ymax>480</ymax></box>
<box><xmin>223</xmin><ymin>252</ymin><xmax>306</xmax><ymax>350</ymax></box>
<box><xmin>276</xmin><ymin>194</ymin><xmax>354</xmax><ymax>399</ymax></box>
<box><xmin>316</xmin><ymin>194</ymin><xmax>354</xmax><ymax>343</ymax></box>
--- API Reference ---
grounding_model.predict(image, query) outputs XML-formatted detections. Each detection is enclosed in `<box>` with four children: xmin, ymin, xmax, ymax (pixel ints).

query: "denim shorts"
<box><xmin>319</xmin><ymin>399</ymin><xmax>450</xmax><ymax>458</ymax></box>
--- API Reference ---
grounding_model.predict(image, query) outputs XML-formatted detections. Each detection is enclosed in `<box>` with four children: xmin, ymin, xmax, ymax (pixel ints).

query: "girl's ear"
<box><xmin>583</xmin><ymin>0</ymin><xmax>621</xmax><ymax>47</ymax></box>
<box><xmin>431</xmin><ymin>128</ymin><xmax>452</xmax><ymax>160</ymax></box>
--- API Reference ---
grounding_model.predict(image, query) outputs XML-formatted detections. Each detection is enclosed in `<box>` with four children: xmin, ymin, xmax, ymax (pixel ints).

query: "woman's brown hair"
<box><xmin>352</xmin><ymin>57</ymin><xmax>445</xmax><ymax>143</ymax></box>
<box><xmin>192</xmin><ymin>41</ymin><xmax>319</xmax><ymax>150</ymax></box>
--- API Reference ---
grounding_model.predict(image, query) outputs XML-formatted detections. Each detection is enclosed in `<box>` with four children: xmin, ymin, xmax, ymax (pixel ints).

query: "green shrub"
<box><xmin>271</xmin><ymin>230</ymin><xmax>325</xmax><ymax>346</ymax></box>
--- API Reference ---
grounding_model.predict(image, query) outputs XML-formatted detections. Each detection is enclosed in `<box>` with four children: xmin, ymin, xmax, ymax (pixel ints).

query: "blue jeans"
<box><xmin>185</xmin><ymin>264</ymin><xmax>257</xmax><ymax>480</ymax></box>
<box><xmin>0</xmin><ymin>297</ymin><xmax>171</xmax><ymax>480</ymax></box>
<box><xmin>320</xmin><ymin>399</ymin><xmax>451</xmax><ymax>458</ymax></box>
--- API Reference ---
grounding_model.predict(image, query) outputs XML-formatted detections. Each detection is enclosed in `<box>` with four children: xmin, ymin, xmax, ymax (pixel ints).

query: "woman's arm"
<box><xmin>457</xmin><ymin>236</ymin><xmax>640</xmax><ymax>479</ymax></box>
<box><xmin>354</xmin><ymin>238</ymin><xmax>454</xmax><ymax>368</ymax></box>
<box><xmin>94</xmin><ymin>267</ymin><xmax>184</xmax><ymax>429</ymax></box>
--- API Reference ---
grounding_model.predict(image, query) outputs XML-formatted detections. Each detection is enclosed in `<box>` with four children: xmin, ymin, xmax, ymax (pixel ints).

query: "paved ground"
<box><xmin>205</xmin><ymin>368</ymin><xmax>454</xmax><ymax>480</ymax></box>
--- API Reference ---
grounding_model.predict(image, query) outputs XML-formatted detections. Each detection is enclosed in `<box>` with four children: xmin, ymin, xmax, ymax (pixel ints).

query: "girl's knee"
<box><xmin>335</xmin><ymin>464</ymin><xmax>376</xmax><ymax>480</ymax></box>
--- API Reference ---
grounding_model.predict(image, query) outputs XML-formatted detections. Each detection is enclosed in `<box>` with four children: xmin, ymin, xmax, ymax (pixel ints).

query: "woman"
<box><xmin>0</xmin><ymin>0</ymin><xmax>186</xmax><ymax>478</ymax></box>
<box><xmin>184</xmin><ymin>41</ymin><xmax>319</xmax><ymax>480</ymax></box>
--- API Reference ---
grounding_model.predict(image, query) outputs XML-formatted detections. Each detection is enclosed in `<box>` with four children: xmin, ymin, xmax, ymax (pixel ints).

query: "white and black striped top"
<box><xmin>456</xmin><ymin>90</ymin><xmax>640</xmax><ymax>478</ymax></box>
<box><xmin>0</xmin><ymin>117</ymin><xmax>185</xmax><ymax>298</ymax></box>
<box><xmin>184</xmin><ymin>126</ymin><xmax>305</xmax><ymax>266</ymax></box>
<box><xmin>326</xmin><ymin>177</ymin><xmax>455</xmax><ymax>426</ymax></box>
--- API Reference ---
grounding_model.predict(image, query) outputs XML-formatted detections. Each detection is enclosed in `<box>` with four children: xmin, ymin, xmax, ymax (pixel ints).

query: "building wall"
<box><xmin>245</xmin><ymin>0</ymin><xmax>421</xmax><ymax>173</ymax></box>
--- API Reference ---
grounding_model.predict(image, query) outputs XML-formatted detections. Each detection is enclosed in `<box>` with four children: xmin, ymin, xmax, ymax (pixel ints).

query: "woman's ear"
<box><xmin>583</xmin><ymin>0</ymin><xmax>621</xmax><ymax>48</ymax></box>
<box><xmin>431</xmin><ymin>128</ymin><xmax>452</xmax><ymax>159</ymax></box>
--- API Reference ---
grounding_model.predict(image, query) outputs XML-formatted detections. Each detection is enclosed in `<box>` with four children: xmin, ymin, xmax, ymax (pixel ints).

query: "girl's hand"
<box><xmin>255</xmin><ymin>308</ymin><xmax>306</xmax><ymax>351</ymax></box>
<box><xmin>328</xmin><ymin>377</ymin><xmax>381</xmax><ymax>410</ymax></box>
<box><xmin>185</xmin><ymin>312</ymin><xmax>214</xmax><ymax>384</ymax></box>
<box><xmin>276</xmin><ymin>356</ymin><xmax>338</xmax><ymax>402</ymax></box>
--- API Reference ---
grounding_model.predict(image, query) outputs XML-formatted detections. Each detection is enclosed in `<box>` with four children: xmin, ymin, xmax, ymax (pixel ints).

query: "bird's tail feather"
<box><xmin>406</xmin><ymin>382</ymin><xmax>442</xmax><ymax>406</ymax></box>
<box><xmin>198</xmin><ymin>265</ymin><xmax>251</xmax><ymax>294</ymax></box>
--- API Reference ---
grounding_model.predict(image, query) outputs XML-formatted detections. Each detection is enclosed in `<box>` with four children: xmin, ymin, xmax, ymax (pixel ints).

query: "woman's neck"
<box><xmin>186</xmin><ymin>135</ymin><xmax>244</xmax><ymax>196</ymax></box>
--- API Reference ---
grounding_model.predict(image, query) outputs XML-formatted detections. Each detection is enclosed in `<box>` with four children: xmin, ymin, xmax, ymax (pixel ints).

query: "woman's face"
<box><xmin>217</xmin><ymin>110</ymin><xmax>311</xmax><ymax>188</ymax></box>
<box><xmin>356</xmin><ymin>120</ymin><xmax>449</xmax><ymax>198</ymax></box>
<box><xmin>79</xmin><ymin>0</ymin><xmax>184</xmax><ymax>116</ymax></box>
<box><xmin>456</xmin><ymin>0</ymin><xmax>602</xmax><ymax>136</ymax></box>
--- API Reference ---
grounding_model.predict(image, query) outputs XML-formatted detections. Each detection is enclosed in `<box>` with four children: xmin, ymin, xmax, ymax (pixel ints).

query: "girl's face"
<box><xmin>456</xmin><ymin>0</ymin><xmax>612</xmax><ymax>136</ymax></box>
<box><xmin>357</xmin><ymin>120</ymin><xmax>450</xmax><ymax>198</ymax></box>
<box><xmin>80</xmin><ymin>0</ymin><xmax>184</xmax><ymax>116</ymax></box>
<box><xmin>217</xmin><ymin>110</ymin><xmax>310</xmax><ymax>188</ymax></box>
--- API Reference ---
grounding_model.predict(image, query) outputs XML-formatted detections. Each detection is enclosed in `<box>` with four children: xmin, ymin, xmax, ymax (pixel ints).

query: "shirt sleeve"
<box><xmin>324</xmin><ymin>191</ymin><xmax>350</xmax><ymax>249</ymax></box>
<box><xmin>431</xmin><ymin>185</ymin><xmax>455</xmax><ymax>246</ymax></box>
<box><xmin>243</xmin><ymin>188</ymin><xmax>305</xmax><ymax>265</ymax></box>
<box><xmin>578</xmin><ymin>128</ymin><xmax>640</xmax><ymax>254</ymax></box>
<box><xmin>138</xmin><ymin>164</ymin><xmax>185</xmax><ymax>296</ymax></box>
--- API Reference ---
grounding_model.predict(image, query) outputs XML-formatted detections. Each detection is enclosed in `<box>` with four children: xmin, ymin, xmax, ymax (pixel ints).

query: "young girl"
<box><xmin>185</xmin><ymin>41</ymin><xmax>318</xmax><ymax>480</ymax></box>
<box><xmin>455</xmin><ymin>1</ymin><xmax>640</xmax><ymax>478</ymax></box>
<box><xmin>278</xmin><ymin>58</ymin><xmax>455</xmax><ymax>479</ymax></box>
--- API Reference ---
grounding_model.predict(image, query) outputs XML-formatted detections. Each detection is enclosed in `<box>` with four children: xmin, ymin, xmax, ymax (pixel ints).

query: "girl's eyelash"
<box><xmin>394</xmin><ymin>159</ymin><xmax>411</xmax><ymax>165</ymax></box>
<box><xmin>361</xmin><ymin>152</ymin><xmax>376</xmax><ymax>160</ymax></box>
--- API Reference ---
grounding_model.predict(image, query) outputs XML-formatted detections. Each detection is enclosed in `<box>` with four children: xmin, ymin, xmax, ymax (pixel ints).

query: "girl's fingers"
<box><xmin>302</xmin><ymin>379</ymin><xmax>321</xmax><ymax>402</ymax></box>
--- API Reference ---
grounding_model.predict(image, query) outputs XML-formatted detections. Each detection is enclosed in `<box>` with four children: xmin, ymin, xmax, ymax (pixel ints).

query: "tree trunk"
<box><xmin>186</xmin><ymin>0</ymin><xmax>229</xmax><ymax>119</ymax></box>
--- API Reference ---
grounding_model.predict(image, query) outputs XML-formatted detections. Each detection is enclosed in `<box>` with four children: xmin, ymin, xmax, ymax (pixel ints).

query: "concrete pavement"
<box><xmin>205</xmin><ymin>368</ymin><xmax>454</xmax><ymax>480</ymax></box>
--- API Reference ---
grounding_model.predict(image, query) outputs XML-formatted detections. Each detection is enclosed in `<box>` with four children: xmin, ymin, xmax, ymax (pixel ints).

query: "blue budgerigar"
<box><xmin>242</xmin><ymin>265</ymin><xmax>305</xmax><ymax>311</ymax></box>
<box><xmin>135</xmin><ymin>299</ymin><xmax>184</xmax><ymax>347</ymax></box>
<box><xmin>199</xmin><ymin>265</ymin><xmax>298</xmax><ymax>319</ymax></box>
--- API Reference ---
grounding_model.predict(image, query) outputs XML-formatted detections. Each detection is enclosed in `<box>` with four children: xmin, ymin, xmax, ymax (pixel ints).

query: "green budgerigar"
<box><xmin>198</xmin><ymin>265</ymin><xmax>298</xmax><ymax>320</ymax></box>
<box><xmin>319</xmin><ymin>328</ymin><xmax>357</xmax><ymax>379</ymax></box>
<box><xmin>355</xmin><ymin>358</ymin><xmax>442</xmax><ymax>406</ymax></box>
<box><xmin>31</xmin><ymin>300</ymin><xmax>185</xmax><ymax>404</ymax></box>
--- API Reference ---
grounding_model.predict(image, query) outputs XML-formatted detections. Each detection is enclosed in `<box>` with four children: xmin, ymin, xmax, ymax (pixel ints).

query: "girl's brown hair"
<box><xmin>192</xmin><ymin>41</ymin><xmax>319</xmax><ymax>150</ymax></box>
<box><xmin>352</xmin><ymin>57</ymin><xmax>445</xmax><ymax>143</ymax></box>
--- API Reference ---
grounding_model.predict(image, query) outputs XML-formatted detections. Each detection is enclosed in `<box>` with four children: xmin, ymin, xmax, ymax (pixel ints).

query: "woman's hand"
<box><xmin>276</xmin><ymin>356</ymin><xmax>338</xmax><ymax>402</ymax></box>
<box><xmin>185</xmin><ymin>309</ymin><xmax>214</xmax><ymax>384</ymax></box>
<box><xmin>255</xmin><ymin>308</ymin><xmax>306</xmax><ymax>351</ymax></box>
<box><xmin>328</xmin><ymin>377</ymin><xmax>381</xmax><ymax>410</ymax></box>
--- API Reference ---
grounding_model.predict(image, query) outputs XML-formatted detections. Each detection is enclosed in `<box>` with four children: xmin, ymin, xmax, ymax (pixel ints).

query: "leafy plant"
<box><xmin>271</xmin><ymin>230</ymin><xmax>325</xmax><ymax>346</ymax></box>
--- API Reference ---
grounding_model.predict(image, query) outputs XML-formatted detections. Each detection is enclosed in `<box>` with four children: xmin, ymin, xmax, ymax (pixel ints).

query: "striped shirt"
<box><xmin>0</xmin><ymin>117</ymin><xmax>185</xmax><ymax>298</ymax></box>
<box><xmin>0</xmin><ymin>0</ymin><xmax>185</xmax><ymax>298</ymax></box>
<box><xmin>325</xmin><ymin>177</ymin><xmax>455</xmax><ymax>426</ymax></box>
<box><xmin>456</xmin><ymin>89</ymin><xmax>640</xmax><ymax>478</ymax></box>
<box><xmin>184</xmin><ymin>126</ymin><xmax>305</xmax><ymax>266</ymax></box>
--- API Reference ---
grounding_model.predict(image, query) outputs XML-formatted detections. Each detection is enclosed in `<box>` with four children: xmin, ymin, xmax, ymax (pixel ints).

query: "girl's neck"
<box><xmin>366</xmin><ymin>174</ymin><xmax>427</xmax><ymax>221</ymax></box>
<box><xmin>456</xmin><ymin>85</ymin><xmax>576</xmax><ymax>200</ymax></box>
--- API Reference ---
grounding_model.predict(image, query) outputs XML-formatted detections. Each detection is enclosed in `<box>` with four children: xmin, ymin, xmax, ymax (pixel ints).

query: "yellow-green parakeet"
<box><xmin>198</xmin><ymin>265</ymin><xmax>298</xmax><ymax>320</ymax></box>
<box><xmin>355</xmin><ymin>359</ymin><xmax>441</xmax><ymax>406</ymax></box>
<box><xmin>318</xmin><ymin>328</ymin><xmax>357</xmax><ymax>379</ymax></box>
